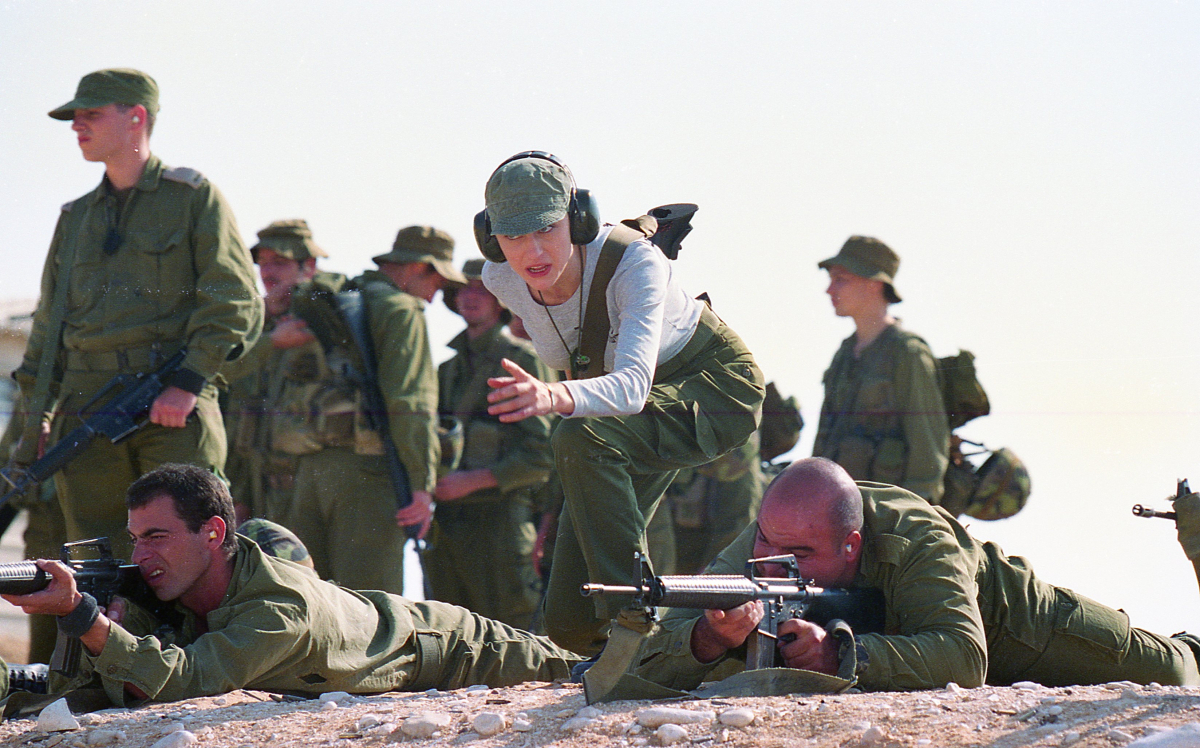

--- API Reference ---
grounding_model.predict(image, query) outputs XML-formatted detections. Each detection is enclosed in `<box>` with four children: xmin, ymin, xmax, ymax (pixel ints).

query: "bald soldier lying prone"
<box><xmin>634</xmin><ymin>458</ymin><xmax>1200</xmax><ymax>691</ymax></box>
<box><xmin>1</xmin><ymin>464</ymin><xmax>580</xmax><ymax>706</ymax></box>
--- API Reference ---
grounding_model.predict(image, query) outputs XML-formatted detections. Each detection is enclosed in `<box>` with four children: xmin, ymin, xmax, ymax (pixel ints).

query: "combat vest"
<box><xmin>268</xmin><ymin>272</ymin><xmax>385</xmax><ymax>457</ymax></box>
<box><xmin>813</xmin><ymin>325</ymin><xmax>936</xmax><ymax>489</ymax></box>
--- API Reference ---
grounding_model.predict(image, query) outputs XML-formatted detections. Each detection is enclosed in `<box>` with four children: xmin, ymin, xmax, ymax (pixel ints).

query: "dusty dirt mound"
<box><xmin>2</xmin><ymin>679</ymin><xmax>1199</xmax><ymax>748</ymax></box>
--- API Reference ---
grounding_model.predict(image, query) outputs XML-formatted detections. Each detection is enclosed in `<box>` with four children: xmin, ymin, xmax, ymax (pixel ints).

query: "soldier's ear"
<box><xmin>843</xmin><ymin>530</ymin><xmax>863</xmax><ymax>560</ymax></box>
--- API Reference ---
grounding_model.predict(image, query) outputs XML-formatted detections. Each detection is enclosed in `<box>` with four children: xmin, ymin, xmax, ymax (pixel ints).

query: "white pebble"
<box><xmin>556</xmin><ymin>708</ymin><xmax>577</xmax><ymax>718</ymax></box>
<box><xmin>161</xmin><ymin>721</ymin><xmax>187</xmax><ymax>735</ymax></box>
<box><xmin>633</xmin><ymin>739</ymin><xmax>649</xmax><ymax>747</ymax></box>
<box><xmin>1126</xmin><ymin>724</ymin><xmax>1200</xmax><ymax>747</ymax></box>
<box><xmin>1012</xmin><ymin>681</ymin><xmax>1041</xmax><ymax>690</ymax></box>
<box><xmin>512</xmin><ymin>718</ymin><xmax>534</xmax><ymax>732</ymax></box>
<box><xmin>1105</xmin><ymin>681</ymin><xmax>1138</xmax><ymax>690</ymax></box>
<box><xmin>576</xmin><ymin>706</ymin><xmax>603</xmax><ymax>719</ymax></box>
<box><xmin>151</xmin><ymin>732</ymin><xmax>197</xmax><ymax>748</ymax></box>
<box><xmin>321</xmin><ymin>700</ymin><xmax>339</xmax><ymax>711</ymax></box>
<box><xmin>465</xmin><ymin>684</ymin><xmax>489</xmax><ymax>692</ymax></box>
<box><xmin>945</xmin><ymin>682</ymin><xmax>963</xmax><ymax>693</ymax></box>
<box><xmin>357</xmin><ymin>714</ymin><xmax>381</xmax><ymax>731</ymax></box>
<box><xmin>1108</xmin><ymin>729</ymin><xmax>1136</xmax><ymax>744</ymax></box>
<box><xmin>38</xmin><ymin>699</ymin><xmax>81</xmax><ymax>732</ymax></box>
<box><xmin>562</xmin><ymin>717</ymin><xmax>596</xmax><ymax>732</ymax></box>
<box><xmin>86</xmin><ymin>730</ymin><xmax>126</xmax><ymax>746</ymax></box>
<box><xmin>861</xmin><ymin>725</ymin><xmax>887</xmax><ymax>746</ymax></box>
<box><xmin>402</xmin><ymin>712</ymin><xmax>453</xmax><ymax>739</ymax></box>
<box><xmin>318</xmin><ymin>690</ymin><xmax>350</xmax><ymax>704</ymax></box>
<box><xmin>636</xmin><ymin>707</ymin><xmax>715</xmax><ymax>727</ymax></box>
<box><xmin>1046</xmin><ymin>705</ymin><xmax>1064</xmax><ymax>716</ymax></box>
<box><xmin>1060</xmin><ymin>731</ymin><xmax>1081</xmax><ymax>745</ymax></box>
<box><xmin>917</xmin><ymin>740</ymin><xmax>932</xmax><ymax>746</ymax></box>
<box><xmin>656</xmin><ymin>724</ymin><xmax>689</xmax><ymax>744</ymax></box>
<box><xmin>626</xmin><ymin>722</ymin><xmax>643</xmax><ymax>734</ymax></box>
<box><xmin>213</xmin><ymin>698</ymin><xmax>226</xmax><ymax>706</ymax></box>
<box><xmin>718</xmin><ymin>708</ymin><xmax>755</xmax><ymax>727</ymax></box>
<box><xmin>473</xmin><ymin>712</ymin><xmax>507</xmax><ymax>736</ymax></box>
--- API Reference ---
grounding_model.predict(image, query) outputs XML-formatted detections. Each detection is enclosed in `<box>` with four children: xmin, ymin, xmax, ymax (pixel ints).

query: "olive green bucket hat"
<box><xmin>443</xmin><ymin>258</ymin><xmax>511</xmax><ymax>322</ymax></box>
<box><xmin>49</xmin><ymin>68</ymin><xmax>160</xmax><ymax>121</ymax></box>
<box><xmin>485</xmin><ymin>157</ymin><xmax>572</xmax><ymax>236</ymax></box>
<box><xmin>250</xmin><ymin>219</ymin><xmax>328</xmax><ymax>262</ymax></box>
<box><xmin>818</xmin><ymin>236</ymin><xmax>902</xmax><ymax>303</ymax></box>
<box><xmin>373</xmin><ymin>225</ymin><xmax>467</xmax><ymax>286</ymax></box>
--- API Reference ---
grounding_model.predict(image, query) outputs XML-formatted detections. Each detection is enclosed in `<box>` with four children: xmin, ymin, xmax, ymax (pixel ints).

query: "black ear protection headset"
<box><xmin>473</xmin><ymin>151</ymin><xmax>600</xmax><ymax>263</ymax></box>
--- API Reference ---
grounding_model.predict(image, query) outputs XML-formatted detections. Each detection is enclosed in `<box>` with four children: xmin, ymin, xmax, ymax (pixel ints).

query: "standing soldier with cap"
<box><xmin>276</xmin><ymin>226</ymin><xmax>464</xmax><ymax>593</ymax></box>
<box><xmin>223</xmin><ymin>219</ymin><xmax>327</xmax><ymax>523</ymax></box>
<box><xmin>812</xmin><ymin>236</ymin><xmax>949</xmax><ymax>503</ymax></box>
<box><xmin>426</xmin><ymin>259</ymin><xmax>555</xmax><ymax>628</ymax></box>
<box><xmin>10</xmin><ymin>68</ymin><xmax>262</xmax><ymax>558</ymax></box>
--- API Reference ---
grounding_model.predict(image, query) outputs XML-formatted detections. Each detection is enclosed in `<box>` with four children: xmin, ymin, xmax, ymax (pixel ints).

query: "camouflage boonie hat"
<box><xmin>49</xmin><ymin>68</ymin><xmax>160</xmax><ymax>121</ymax></box>
<box><xmin>818</xmin><ymin>236</ymin><xmax>902</xmax><ymax>303</ymax></box>
<box><xmin>372</xmin><ymin>226</ymin><xmax>467</xmax><ymax>286</ymax></box>
<box><xmin>442</xmin><ymin>258</ymin><xmax>511</xmax><ymax>322</ymax></box>
<box><xmin>250</xmin><ymin>219</ymin><xmax>328</xmax><ymax>263</ymax></box>
<box><xmin>236</xmin><ymin>519</ymin><xmax>314</xmax><ymax>569</ymax></box>
<box><xmin>485</xmin><ymin>157</ymin><xmax>572</xmax><ymax>236</ymax></box>
<box><xmin>963</xmin><ymin>447</ymin><xmax>1031</xmax><ymax>521</ymax></box>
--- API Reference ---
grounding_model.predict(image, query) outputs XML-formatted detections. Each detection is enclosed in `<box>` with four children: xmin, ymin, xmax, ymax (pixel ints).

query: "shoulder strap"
<box><xmin>573</xmin><ymin>224</ymin><xmax>643</xmax><ymax>380</ymax></box>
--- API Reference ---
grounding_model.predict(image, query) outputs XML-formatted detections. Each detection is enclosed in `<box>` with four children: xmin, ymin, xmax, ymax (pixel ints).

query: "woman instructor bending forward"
<box><xmin>478</xmin><ymin>152</ymin><xmax>764</xmax><ymax>654</ymax></box>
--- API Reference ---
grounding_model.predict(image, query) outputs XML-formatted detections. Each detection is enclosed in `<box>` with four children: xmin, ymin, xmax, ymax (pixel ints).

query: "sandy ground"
<box><xmin>1</xmin><ymin>677</ymin><xmax>1199</xmax><ymax>748</ymax></box>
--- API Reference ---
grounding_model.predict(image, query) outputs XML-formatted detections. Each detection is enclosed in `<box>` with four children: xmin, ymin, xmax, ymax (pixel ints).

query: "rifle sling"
<box><xmin>573</xmin><ymin>224</ymin><xmax>643</xmax><ymax>380</ymax></box>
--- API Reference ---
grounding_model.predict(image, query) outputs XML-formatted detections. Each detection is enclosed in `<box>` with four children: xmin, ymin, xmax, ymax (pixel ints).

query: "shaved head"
<box><xmin>762</xmin><ymin>458</ymin><xmax>864</xmax><ymax>540</ymax></box>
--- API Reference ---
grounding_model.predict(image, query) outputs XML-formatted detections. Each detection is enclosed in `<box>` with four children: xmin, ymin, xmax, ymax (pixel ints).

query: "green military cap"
<box><xmin>236</xmin><ymin>518</ymin><xmax>315</xmax><ymax>569</ymax></box>
<box><xmin>485</xmin><ymin>157</ymin><xmax>572</xmax><ymax>237</ymax></box>
<box><xmin>250</xmin><ymin>219</ymin><xmax>328</xmax><ymax>263</ymax></box>
<box><xmin>372</xmin><ymin>225</ymin><xmax>467</xmax><ymax>286</ymax></box>
<box><xmin>49</xmin><ymin>68</ymin><xmax>160</xmax><ymax>121</ymax></box>
<box><xmin>818</xmin><ymin>236</ymin><xmax>902</xmax><ymax>303</ymax></box>
<box><xmin>443</xmin><ymin>258</ymin><xmax>511</xmax><ymax>322</ymax></box>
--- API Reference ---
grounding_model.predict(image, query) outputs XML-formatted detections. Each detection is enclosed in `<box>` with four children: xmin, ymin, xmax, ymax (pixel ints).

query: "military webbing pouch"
<box><xmin>937</xmin><ymin>350</ymin><xmax>990</xmax><ymax>430</ymax></box>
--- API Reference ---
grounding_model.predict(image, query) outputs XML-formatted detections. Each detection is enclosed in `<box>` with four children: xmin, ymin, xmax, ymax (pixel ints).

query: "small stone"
<box><xmin>626</xmin><ymin>723</ymin><xmax>643</xmax><ymax>734</ymax></box>
<box><xmin>1108</xmin><ymin>729</ymin><xmax>1136</xmax><ymax>744</ymax></box>
<box><xmin>357</xmin><ymin>714</ymin><xmax>382</xmax><ymax>731</ymax></box>
<box><xmin>424</xmin><ymin>688</ymin><xmax>441</xmax><ymax>696</ymax></box>
<box><xmin>1105</xmin><ymin>681</ymin><xmax>1138</xmax><ymax>690</ymax></box>
<box><xmin>556</xmin><ymin>708</ymin><xmax>577</xmax><ymax>718</ymax></box>
<box><xmin>718</xmin><ymin>708</ymin><xmax>755</xmax><ymax>728</ymax></box>
<box><xmin>636</xmin><ymin>707</ymin><xmax>715</xmax><ymax>727</ymax></box>
<box><xmin>465</xmin><ymin>684</ymin><xmax>489</xmax><ymax>692</ymax></box>
<box><xmin>562</xmin><ymin>717</ymin><xmax>596</xmax><ymax>732</ymax></box>
<box><xmin>816</xmin><ymin>702</ymin><xmax>830</xmax><ymax>713</ymax></box>
<box><xmin>321</xmin><ymin>700</ymin><xmax>339</xmax><ymax>711</ymax></box>
<box><xmin>576</xmin><ymin>706</ymin><xmax>603</xmax><ymax>719</ymax></box>
<box><xmin>318</xmin><ymin>691</ymin><xmax>350</xmax><ymax>704</ymax></box>
<box><xmin>151</xmin><ymin>732</ymin><xmax>197</xmax><ymax>748</ymax></box>
<box><xmin>473</xmin><ymin>712</ymin><xmax>507</xmax><ymax>736</ymax></box>
<box><xmin>1012</xmin><ymin>681</ymin><xmax>1041</xmax><ymax>690</ymax></box>
<box><xmin>401</xmin><ymin>712</ymin><xmax>453</xmax><ymax>739</ymax></box>
<box><xmin>86</xmin><ymin>731</ymin><xmax>126</xmax><ymax>747</ymax></box>
<box><xmin>1046</xmin><ymin>705</ymin><xmax>1064</xmax><ymax>716</ymax></box>
<box><xmin>945</xmin><ymin>682</ymin><xmax>963</xmax><ymax>693</ymax></box>
<box><xmin>512</xmin><ymin>718</ymin><xmax>533</xmax><ymax>732</ymax></box>
<box><xmin>656</xmin><ymin>724</ymin><xmax>688</xmax><ymax>745</ymax></box>
<box><xmin>161</xmin><ymin>721</ymin><xmax>187</xmax><ymax>735</ymax></box>
<box><xmin>38</xmin><ymin>699</ymin><xmax>81</xmax><ymax>732</ymax></box>
<box><xmin>860</xmin><ymin>725</ymin><xmax>887</xmax><ymax>746</ymax></box>
<box><xmin>1126</xmin><ymin>724</ymin><xmax>1200</xmax><ymax>747</ymax></box>
<box><xmin>1060</xmin><ymin>731</ymin><xmax>1081</xmax><ymax>745</ymax></box>
<box><xmin>917</xmin><ymin>741</ymin><xmax>932</xmax><ymax>746</ymax></box>
<box><xmin>633</xmin><ymin>739</ymin><xmax>649</xmax><ymax>747</ymax></box>
<box><xmin>213</xmin><ymin>698</ymin><xmax>226</xmax><ymax>706</ymax></box>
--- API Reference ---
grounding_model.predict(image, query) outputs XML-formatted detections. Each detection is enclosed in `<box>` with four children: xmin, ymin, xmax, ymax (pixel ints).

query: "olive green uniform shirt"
<box><xmin>17</xmin><ymin>154</ymin><xmax>262</xmax><ymax>400</ymax></box>
<box><xmin>635</xmin><ymin>483</ymin><xmax>1198</xmax><ymax>691</ymax></box>
<box><xmin>812</xmin><ymin>325</ymin><xmax>949</xmax><ymax>503</ymax></box>
<box><xmin>84</xmin><ymin>537</ymin><xmax>579</xmax><ymax>705</ymax></box>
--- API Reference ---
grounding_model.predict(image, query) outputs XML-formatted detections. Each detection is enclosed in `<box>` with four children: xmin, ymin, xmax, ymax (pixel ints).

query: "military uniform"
<box><xmin>635</xmin><ymin>483</ymin><xmax>1200</xmax><ymax>691</ymax></box>
<box><xmin>813</xmin><ymin>324</ymin><xmax>949</xmax><ymax>503</ymax></box>
<box><xmin>646</xmin><ymin>433</ymin><xmax>765</xmax><ymax>575</ymax></box>
<box><xmin>425</xmin><ymin>322</ymin><xmax>555</xmax><ymax>628</ymax></box>
<box><xmin>76</xmin><ymin>536</ymin><xmax>579</xmax><ymax>705</ymax></box>
<box><xmin>278</xmin><ymin>268</ymin><xmax>440</xmax><ymax>593</ymax></box>
<box><xmin>15</xmin><ymin>153</ymin><xmax>262</xmax><ymax>558</ymax></box>
<box><xmin>1176</xmin><ymin>491</ymin><xmax>1200</xmax><ymax>592</ymax></box>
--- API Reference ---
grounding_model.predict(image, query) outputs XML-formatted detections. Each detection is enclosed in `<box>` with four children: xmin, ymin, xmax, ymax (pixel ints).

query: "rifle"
<box><xmin>334</xmin><ymin>290</ymin><xmax>423</xmax><ymax>549</ymax></box>
<box><xmin>1132</xmin><ymin>478</ymin><xmax>1190</xmax><ymax>522</ymax></box>
<box><xmin>0</xmin><ymin>538</ymin><xmax>181</xmax><ymax>677</ymax></box>
<box><xmin>0</xmin><ymin>349</ymin><xmax>188</xmax><ymax>534</ymax></box>
<box><xmin>582</xmin><ymin>553</ymin><xmax>885</xmax><ymax>670</ymax></box>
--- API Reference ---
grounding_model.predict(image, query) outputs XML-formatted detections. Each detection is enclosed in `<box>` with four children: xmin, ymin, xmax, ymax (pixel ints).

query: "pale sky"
<box><xmin>1</xmin><ymin>2</ymin><xmax>1198</xmax><ymax>632</ymax></box>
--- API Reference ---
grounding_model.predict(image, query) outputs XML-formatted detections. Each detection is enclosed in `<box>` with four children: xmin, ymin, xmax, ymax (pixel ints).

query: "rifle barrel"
<box><xmin>1132</xmin><ymin>504</ymin><xmax>1177</xmax><ymax>520</ymax></box>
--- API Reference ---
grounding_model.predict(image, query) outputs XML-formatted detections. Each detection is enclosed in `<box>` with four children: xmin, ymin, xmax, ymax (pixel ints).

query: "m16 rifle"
<box><xmin>0</xmin><ymin>349</ymin><xmax>188</xmax><ymax>534</ymax></box>
<box><xmin>582</xmin><ymin>553</ymin><xmax>885</xmax><ymax>669</ymax></box>
<box><xmin>1132</xmin><ymin>478</ymin><xmax>1190</xmax><ymax>522</ymax></box>
<box><xmin>0</xmin><ymin>538</ymin><xmax>181</xmax><ymax>677</ymax></box>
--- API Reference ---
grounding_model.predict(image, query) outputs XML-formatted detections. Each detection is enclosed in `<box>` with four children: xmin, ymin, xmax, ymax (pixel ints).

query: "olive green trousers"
<box><xmin>544</xmin><ymin>309</ymin><xmax>764</xmax><ymax>655</ymax></box>
<box><xmin>283</xmin><ymin>447</ymin><xmax>409</xmax><ymax>594</ymax></box>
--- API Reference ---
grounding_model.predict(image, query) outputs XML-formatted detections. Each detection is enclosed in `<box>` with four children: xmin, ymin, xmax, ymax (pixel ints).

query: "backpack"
<box><xmin>935</xmin><ymin>352</ymin><xmax>1031</xmax><ymax>520</ymax></box>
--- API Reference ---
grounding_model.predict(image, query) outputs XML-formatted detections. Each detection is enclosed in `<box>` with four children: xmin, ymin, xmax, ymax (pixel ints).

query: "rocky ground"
<box><xmin>2</xmin><ymin>678</ymin><xmax>1200</xmax><ymax>748</ymax></box>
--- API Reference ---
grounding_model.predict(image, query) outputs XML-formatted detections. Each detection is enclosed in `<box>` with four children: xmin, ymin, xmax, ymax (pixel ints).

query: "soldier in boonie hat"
<box><xmin>49</xmin><ymin>68</ymin><xmax>160</xmax><ymax>122</ymax></box>
<box><xmin>251</xmin><ymin>218</ymin><xmax>328</xmax><ymax>263</ymax></box>
<box><xmin>443</xmin><ymin>258</ymin><xmax>511</xmax><ymax>324</ymax></box>
<box><xmin>817</xmin><ymin>235</ymin><xmax>902</xmax><ymax>304</ymax></box>
<box><xmin>236</xmin><ymin>518</ymin><xmax>315</xmax><ymax>569</ymax></box>
<box><xmin>371</xmin><ymin>225</ymin><xmax>466</xmax><ymax>303</ymax></box>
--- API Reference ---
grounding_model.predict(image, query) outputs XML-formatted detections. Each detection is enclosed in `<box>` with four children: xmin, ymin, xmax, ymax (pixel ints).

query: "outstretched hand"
<box><xmin>487</xmin><ymin>358</ymin><xmax>573</xmax><ymax>422</ymax></box>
